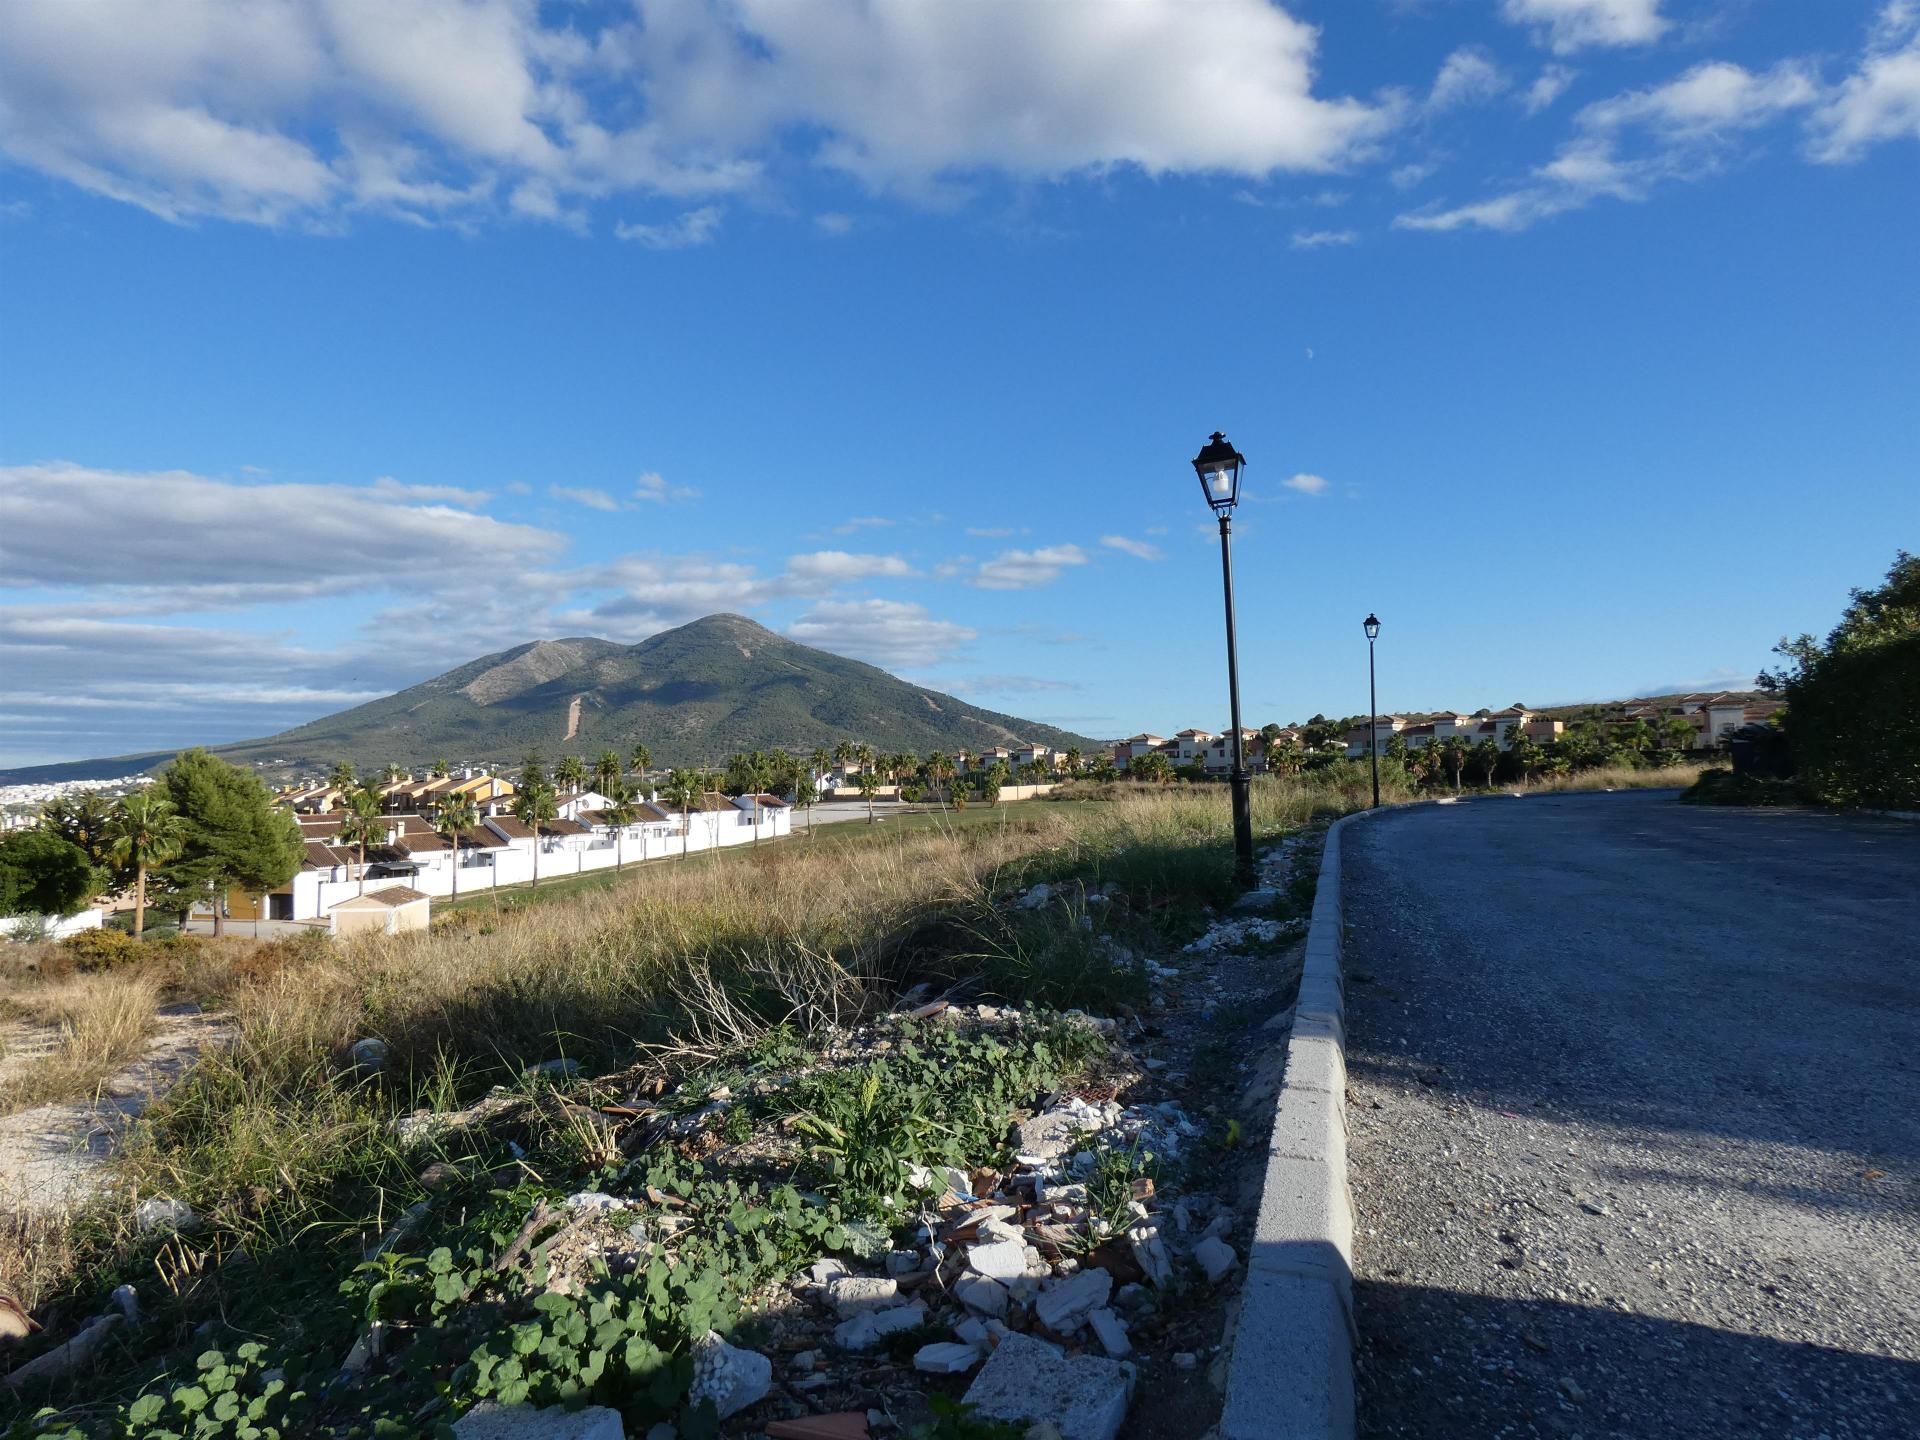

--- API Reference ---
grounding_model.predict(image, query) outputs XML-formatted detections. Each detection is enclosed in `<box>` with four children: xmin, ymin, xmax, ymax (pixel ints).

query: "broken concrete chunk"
<box><xmin>954</xmin><ymin>1317</ymin><xmax>992</xmax><ymax>1352</ymax></box>
<box><xmin>961</xmin><ymin>1333</ymin><xmax>1135</xmax><ymax>1440</ymax></box>
<box><xmin>452</xmin><ymin>1403</ymin><xmax>624</xmax><ymax>1440</ymax></box>
<box><xmin>1034</xmin><ymin>1268</ymin><xmax>1111</xmax><ymax>1334</ymax></box>
<box><xmin>967</xmin><ymin>1239</ymin><xmax>1029</xmax><ymax>1281</ymax></box>
<box><xmin>1127</xmin><ymin>1225</ymin><xmax>1173</xmax><ymax>1288</ymax></box>
<box><xmin>826</xmin><ymin>1275</ymin><xmax>899</xmax><ymax>1317</ymax></box>
<box><xmin>954</xmin><ymin>1273</ymin><xmax>1010</xmax><ymax>1318</ymax></box>
<box><xmin>913</xmin><ymin>1341</ymin><xmax>982</xmax><ymax>1375</ymax></box>
<box><xmin>832</xmin><ymin>1301</ymin><xmax>927</xmax><ymax>1352</ymax></box>
<box><xmin>1087</xmin><ymin>1308</ymin><xmax>1130</xmax><ymax>1359</ymax></box>
<box><xmin>809</xmin><ymin>1258</ymin><xmax>851</xmax><ymax>1288</ymax></box>
<box><xmin>688</xmin><ymin>1331</ymin><xmax>772</xmax><ymax>1420</ymax></box>
<box><xmin>1193</xmin><ymin>1237</ymin><xmax>1238</xmax><ymax>1284</ymax></box>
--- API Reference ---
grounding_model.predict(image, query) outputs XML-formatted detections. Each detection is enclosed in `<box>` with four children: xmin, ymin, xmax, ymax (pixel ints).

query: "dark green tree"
<box><xmin>159</xmin><ymin>749</ymin><xmax>304</xmax><ymax>937</ymax></box>
<box><xmin>0</xmin><ymin>830</ymin><xmax>104</xmax><ymax>918</ymax></box>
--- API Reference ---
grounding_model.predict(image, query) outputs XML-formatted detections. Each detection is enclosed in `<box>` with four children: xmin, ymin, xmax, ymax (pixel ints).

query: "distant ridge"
<box><xmin>0</xmin><ymin>615</ymin><xmax>1097</xmax><ymax>782</ymax></box>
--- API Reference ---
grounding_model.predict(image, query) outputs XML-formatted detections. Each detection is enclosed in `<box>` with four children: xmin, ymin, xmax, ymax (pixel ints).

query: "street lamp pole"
<box><xmin>1192</xmin><ymin>432</ymin><xmax>1255</xmax><ymax>885</ymax></box>
<box><xmin>1364</xmin><ymin>614</ymin><xmax>1382</xmax><ymax>809</ymax></box>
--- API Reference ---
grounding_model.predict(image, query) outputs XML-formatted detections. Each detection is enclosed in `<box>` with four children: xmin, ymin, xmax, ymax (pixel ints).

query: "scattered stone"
<box><xmin>886</xmin><ymin>1250</ymin><xmax>921</xmax><ymax>1276</ymax></box>
<box><xmin>1230</xmin><ymin>888</ymin><xmax>1281</xmax><ymax>914</ymax></box>
<box><xmin>791</xmin><ymin>1350</ymin><xmax>818</xmax><ymax>1373</ymax></box>
<box><xmin>962</xmin><ymin>1333</ymin><xmax>1134</xmax><ymax>1440</ymax></box>
<box><xmin>418</xmin><ymin>1161</ymin><xmax>461</xmax><ymax>1191</ymax></box>
<box><xmin>955</xmin><ymin>1274</ymin><xmax>1010</xmax><ymax>1318</ymax></box>
<box><xmin>348</xmin><ymin>1037</ymin><xmax>387</xmax><ymax>1073</ymax></box>
<box><xmin>688</xmin><ymin>1331</ymin><xmax>772</xmax><ymax>1420</ymax></box>
<box><xmin>1016</xmin><ymin>884</ymin><xmax>1054</xmax><ymax>910</ymax></box>
<box><xmin>827</xmin><ymin>1275</ymin><xmax>899</xmax><ymax>1317</ymax></box>
<box><xmin>134</xmin><ymin>1198</ymin><xmax>199</xmax><ymax>1235</ymax></box>
<box><xmin>1558</xmin><ymin>1375</ymin><xmax>1588</xmax><ymax>1405</ymax></box>
<box><xmin>1127</xmin><ymin>1225</ymin><xmax>1172</xmax><ymax>1288</ymax></box>
<box><xmin>561</xmin><ymin>1191</ymin><xmax>629</xmax><ymax>1213</ymax></box>
<box><xmin>968</xmin><ymin>1239</ymin><xmax>1030</xmax><ymax>1282</ymax></box>
<box><xmin>914</xmin><ymin>1342</ymin><xmax>982</xmax><ymax>1375</ymax></box>
<box><xmin>526</xmin><ymin>1058</ymin><xmax>582</xmax><ymax>1079</ymax></box>
<box><xmin>954</xmin><ymin>1317</ymin><xmax>992</xmax><ymax>1353</ymax></box>
<box><xmin>1193</xmin><ymin>1237</ymin><xmax>1238</xmax><ymax>1284</ymax></box>
<box><xmin>1035</xmin><ymin>1268</ymin><xmax>1111</xmax><ymax>1334</ymax></box>
<box><xmin>1172</xmin><ymin>1352</ymin><xmax>1197</xmax><ymax>1370</ymax></box>
<box><xmin>452</xmin><ymin>1402</ymin><xmax>624</xmax><ymax>1440</ymax></box>
<box><xmin>1202</xmin><ymin>1213</ymin><xmax>1234</xmax><ymax>1240</ymax></box>
<box><xmin>1087</xmin><ymin>1308</ymin><xmax>1130</xmax><ymax>1359</ymax></box>
<box><xmin>108</xmin><ymin>1284</ymin><xmax>139</xmax><ymax>1327</ymax></box>
<box><xmin>833</xmin><ymin>1301</ymin><xmax>927</xmax><ymax>1352</ymax></box>
<box><xmin>809</xmin><ymin>1258</ymin><xmax>851</xmax><ymax>1288</ymax></box>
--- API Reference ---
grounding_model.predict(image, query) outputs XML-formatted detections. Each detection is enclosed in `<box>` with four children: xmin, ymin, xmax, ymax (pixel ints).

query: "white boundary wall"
<box><xmin>282</xmin><ymin>807</ymin><xmax>792</xmax><ymax>920</ymax></box>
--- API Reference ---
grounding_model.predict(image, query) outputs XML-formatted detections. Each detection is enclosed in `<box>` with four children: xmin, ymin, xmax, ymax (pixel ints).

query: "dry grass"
<box><xmin>0</xmin><ymin>972</ymin><xmax>161</xmax><ymax>1113</ymax></box>
<box><xmin>1522</xmin><ymin>762</ymin><xmax>1708</xmax><ymax>794</ymax></box>
<box><xmin>0</xmin><ymin>1206</ymin><xmax>77</xmax><ymax>1316</ymax></box>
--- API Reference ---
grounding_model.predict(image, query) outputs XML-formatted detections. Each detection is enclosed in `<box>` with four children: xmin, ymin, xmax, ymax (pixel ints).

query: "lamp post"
<box><xmin>1363</xmin><ymin>614</ymin><xmax>1382</xmax><ymax>809</ymax></box>
<box><xmin>1191</xmin><ymin>431</ymin><xmax>1255</xmax><ymax>884</ymax></box>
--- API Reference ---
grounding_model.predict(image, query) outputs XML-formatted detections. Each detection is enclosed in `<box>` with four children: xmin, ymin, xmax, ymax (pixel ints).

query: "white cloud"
<box><xmin>1430</xmin><ymin>48</ymin><xmax>1507</xmax><ymax>112</ymax></box>
<box><xmin>1524</xmin><ymin>65</ymin><xmax>1578</xmax><ymax>114</ymax></box>
<box><xmin>1100</xmin><ymin>535</ymin><xmax>1163</xmax><ymax>561</ymax></box>
<box><xmin>0</xmin><ymin>0</ymin><xmax>1394</xmax><ymax>231</ymax></box>
<box><xmin>787</xmin><ymin>599</ymin><xmax>976</xmax><ymax>668</ymax></box>
<box><xmin>1398</xmin><ymin>60</ymin><xmax>1821</xmax><ymax>234</ymax></box>
<box><xmin>783</xmin><ymin>551</ymin><xmax>914</xmax><ymax>582</ymax></box>
<box><xmin>1291</xmin><ymin>228</ymin><xmax>1358</xmax><ymax>249</ymax></box>
<box><xmin>814</xmin><ymin>212</ymin><xmax>855</xmax><ymax>235</ymax></box>
<box><xmin>549</xmin><ymin>483</ymin><xmax>622</xmax><ymax>512</ymax></box>
<box><xmin>964</xmin><ymin>527</ymin><xmax>1018</xmax><ymax>539</ymax></box>
<box><xmin>1283</xmin><ymin>473</ymin><xmax>1330</xmax><ymax>495</ymax></box>
<box><xmin>1501</xmin><ymin>0</ymin><xmax>1668</xmax><ymax>55</ymax></box>
<box><xmin>1391</xmin><ymin>161</ymin><xmax>1439</xmax><ymax>189</ymax></box>
<box><xmin>0</xmin><ymin>463</ymin><xmax>562</xmax><ymax>599</ymax></box>
<box><xmin>1808</xmin><ymin>3</ymin><xmax>1920</xmax><ymax>163</ymax></box>
<box><xmin>616</xmin><ymin>205</ymin><xmax>723</xmax><ymax>249</ymax></box>
<box><xmin>832</xmin><ymin>515</ymin><xmax>895</xmax><ymax>534</ymax></box>
<box><xmin>370</xmin><ymin>476</ymin><xmax>491</xmax><ymax>508</ymax></box>
<box><xmin>971</xmin><ymin>545</ymin><xmax>1090</xmax><ymax>590</ymax></box>
<box><xmin>634</xmin><ymin>471</ymin><xmax>699</xmax><ymax>504</ymax></box>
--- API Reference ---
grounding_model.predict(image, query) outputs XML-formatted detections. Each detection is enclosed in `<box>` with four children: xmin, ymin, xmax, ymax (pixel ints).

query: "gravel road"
<box><xmin>1342</xmin><ymin>791</ymin><xmax>1920</xmax><ymax>1440</ymax></box>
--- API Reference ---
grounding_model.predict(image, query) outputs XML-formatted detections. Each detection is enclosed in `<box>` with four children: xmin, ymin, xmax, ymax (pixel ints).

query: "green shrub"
<box><xmin>57</xmin><ymin>927</ymin><xmax>145</xmax><ymax>972</ymax></box>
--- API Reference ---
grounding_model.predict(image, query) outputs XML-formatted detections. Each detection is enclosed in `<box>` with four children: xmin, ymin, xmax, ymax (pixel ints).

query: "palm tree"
<box><xmin>519</xmin><ymin>749</ymin><xmax>547</xmax><ymax>790</ymax></box>
<box><xmin>925</xmin><ymin>750</ymin><xmax>955</xmax><ymax>806</ymax></box>
<box><xmin>513</xmin><ymin>781</ymin><xmax>559</xmax><ymax>888</ymax></box>
<box><xmin>602</xmin><ymin>781</ymin><xmax>639</xmax><ymax>871</ymax></box>
<box><xmin>1439</xmin><ymin>736</ymin><xmax>1469</xmax><ymax>792</ymax></box>
<box><xmin>106</xmin><ymin>791</ymin><xmax>185</xmax><ymax>939</ymax></box>
<box><xmin>328</xmin><ymin>760</ymin><xmax>357</xmax><ymax>794</ymax></box>
<box><xmin>594</xmin><ymin>749</ymin><xmax>623</xmax><ymax>795</ymax></box>
<box><xmin>809</xmin><ymin>746</ymin><xmax>832</xmax><ymax>790</ymax></box>
<box><xmin>629</xmin><ymin>743</ymin><xmax>652</xmax><ymax>782</ymax></box>
<box><xmin>430</xmin><ymin>757</ymin><xmax>452</xmax><ymax>779</ymax></box>
<box><xmin>555</xmin><ymin>755</ymin><xmax>587</xmax><ymax>794</ymax></box>
<box><xmin>661</xmin><ymin>769</ymin><xmax>701</xmax><ymax>857</ymax></box>
<box><xmin>381</xmin><ymin>762</ymin><xmax>405</xmax><ymax>787</ymax></box>
<box><xmin>436</xmin><ymin>792</ymin><xmax>478</xmax><ymax>900</ymax></box>
<box><xmin>1063</xmin><ymin>747</ymin><xmax>1083</xmax><ymax>776</ymax></box>
<box><xmin>855</xmin><ymin>769</ymin><xmax>881</xmax><ymax>823</ymax></box>
<box><xmin>338</xmin><ymin>785</ymin><xmax>388</xmax><ymax>896</ymax></box>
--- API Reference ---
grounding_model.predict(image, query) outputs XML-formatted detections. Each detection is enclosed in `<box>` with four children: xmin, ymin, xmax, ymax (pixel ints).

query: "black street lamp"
<box><xmin>1192</xmin><ymin>431</ymin><xmax>1255</xmax><ymax>884</ymax></box>
<box><xmin>1363</xmin><ymin>613</ymin><xmax>1382</xmax><ymax>809</ymax></box>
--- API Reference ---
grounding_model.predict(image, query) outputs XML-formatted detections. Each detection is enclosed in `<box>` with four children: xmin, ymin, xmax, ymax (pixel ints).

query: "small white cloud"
<box><xmin>965</xmin><ymin>526</ymin><xmax>1018</xmax><ymax>539</ymax></box>
<box><xmin>788</xmin><ymin>599</ymin><xmax>976</xmax><ymax>668</ymax></box>
<box><xmin>1100</xmin><ymin>535</ymin><xmax>1164</xmax><ymax>561</ymax></box>
<box><xmin>505</xmin><ymin>480</ymin><xmax>533</xmax><ymax>496</ymax></box>
<box><xmin>634</xmin><ymin>471</ymin><xmax>699</xmax><ymax>504</ymax></box>
<box><xmin>616</xmin><ymin>206</ymin><xmax>723</xmax><ymax>250</ymax></box>
<box><xmin>550</xmin><ymin>484</ymin><xmax>622</xmax><ymax>512</ymax></box>
<box><xmin>832</xmin><ymin>515</ymin><xmax>895</xmax><ymax>534</ymax></box>
<box><xmin>1291</xmin><ymin>228</ymin><xmax>1358</xmax><ymax>249</ymax></box>
<box><xmin>784</xmin><ymin>551</ymin><xmax>914</xmax><ymax>582</ymax></box>
<box><xmin>815</xmin><ymin>212</ymin><xmax>855</xmax><ymax>235</ymax></box>
<box><xmin>972</xmin><ymin>544</ymin><xmax>1090</xmax><ymax>590</ymax></box>
<box><xmin>1502</xmin><ymin>0</ymin><xmax>1668</xmax><ymax>55</ymax></box>
<box><xmin>1430</xmin><ymin>48</ymin><xmax>1508</xmax><ymax>112</ymax></box>
<box><xmin>1283</xmin><ymin>473</ymin><xmax>1330</xmax><ymax>496</ymax></box>
<box><xmin>1391</xmin><ymin>161</ymin><xmax>1439</xmax><ymax>189</ymax></box>
<box><xmin>1524</xmin><ymin>65</ymin><xmax>1578</xmax><ymax>114</ymax></box>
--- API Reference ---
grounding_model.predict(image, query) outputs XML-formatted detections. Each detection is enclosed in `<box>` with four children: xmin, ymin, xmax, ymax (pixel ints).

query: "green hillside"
<box><xmin>2</xmin><ymin>616</ymin><xmax>1095</xmax><ymax>782</ymax></box>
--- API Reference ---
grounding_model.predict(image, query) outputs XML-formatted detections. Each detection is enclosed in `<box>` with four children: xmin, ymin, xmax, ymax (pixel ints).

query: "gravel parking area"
<box><xmin>1342</xmin><ymin>792</ymin><xmax>1920</xmax><ymax>1440</ymax></box>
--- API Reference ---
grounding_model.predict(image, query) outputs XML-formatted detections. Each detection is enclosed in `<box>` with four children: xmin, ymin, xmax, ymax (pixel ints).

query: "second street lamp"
<box><xmin>1192</xmin><ymin>431</ymin><xmax>1255</xmax><ymax>884</ymax></box>
<box><xmin>1363</xmin><ymin>613</ymin><xmax>1382</xmax><ymax>809</ymax></box>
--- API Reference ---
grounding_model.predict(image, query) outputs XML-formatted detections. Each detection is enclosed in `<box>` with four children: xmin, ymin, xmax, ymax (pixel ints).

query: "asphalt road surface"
<box><xmin>1342</xmin><ymin>791</ymin><xmax>1920</xmax><ymax>1440</ymax></box>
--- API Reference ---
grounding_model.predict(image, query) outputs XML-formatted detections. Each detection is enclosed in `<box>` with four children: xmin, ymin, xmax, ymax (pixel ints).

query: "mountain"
<box><xmin>0</xmin><ymin>616</ymin><xmax>1097</xmax><ymax>782</ymax></box>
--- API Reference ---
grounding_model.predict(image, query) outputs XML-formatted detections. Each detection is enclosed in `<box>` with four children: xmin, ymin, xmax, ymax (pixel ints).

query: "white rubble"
<box><xmin>833</xmin><ymin>1301</ymin><xmax>927</xmax><ymax>1351</ymax></box>
<box><xmin>688</xmin><ymin>1331</ymin><xmax>772</xmax><ymax>1419</ymax></box>
<box><xmin>1034</xmin><ymin>1269</ymin><xmax>1111</xmax><ymax>1334</ymax></box>
<box><xmin>954</xmin><ymin>1273</ymin><xmax>1010</xmax><ymax>1318</ymax></box>
<box><xmin>913</xmin><ymin>1342</ymin><xmax>982</xmax><ymax>1375</ymax></box>
<box><xmin>1194</xmin><ymin>1236</ymin><xmax>1238</xmax><ymax>1284</ymax></box>
<box><xmin>453</xmin><ymin>1403</ymin><xmax>625</xmax><ymax>1440</ymax></box>
<box><xmin>962</xmin><ymin>1333</ymin><xmax>1135</xmax><ymax>1440</ymax></box>
<box><xmin>966</xmin><ymin>1239</ymin><xmax>1030</xmax><ymax>1281</ymax></box>
<box><xmin>826</xmin><ymin>1275</ymin><xmax>899</xmax><ymax>1317</ymax></box>
<box><xmin>1088</xmin><ymin>1308</ymin><xmax>1131</xmax><ymax>1359</ymax></box>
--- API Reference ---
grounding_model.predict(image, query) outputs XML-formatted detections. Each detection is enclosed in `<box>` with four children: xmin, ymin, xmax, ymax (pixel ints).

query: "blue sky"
<box><xmin>1</xmin><ymin>0</ymin><xmax>1916</xmax><ymax>767</ymax></box>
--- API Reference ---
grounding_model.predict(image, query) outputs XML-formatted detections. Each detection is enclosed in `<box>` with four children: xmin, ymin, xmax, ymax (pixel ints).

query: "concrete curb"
<box><xmin>1221</xmin><ymin>805</ymin><xmax>1414</xmax><ymax>1440</ymax></box>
